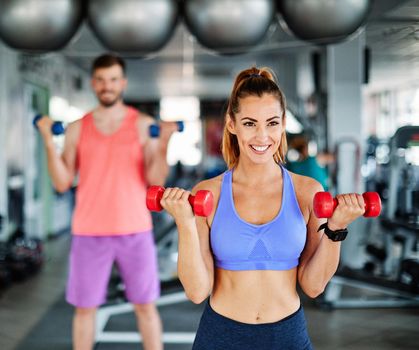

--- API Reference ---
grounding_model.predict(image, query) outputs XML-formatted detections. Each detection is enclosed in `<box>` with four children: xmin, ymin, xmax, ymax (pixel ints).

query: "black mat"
<box><xmin>16</xmin><ymin>295</ymin><xmax>74</xmax><ymax>350</ymax></box>
<box><xmin>16</xmin><ymin>282</ymin><xmax>204</xmax><ymax>350</ymax></box>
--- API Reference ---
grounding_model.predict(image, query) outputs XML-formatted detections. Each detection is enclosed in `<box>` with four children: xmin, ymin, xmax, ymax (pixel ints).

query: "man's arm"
<box><xmin>37</xmin><ymin>116</ymin><xmax>80</xmax><ymax>192</ymax></box>
<box><xmin>138</xmin><ymin>114</ymin><xmax>177</xmax><ymax>186</ymax></box>
<box><xmin>143</xmin><ymin>140</ymin><xmax>170</xmax><ymax>186</ymax></box>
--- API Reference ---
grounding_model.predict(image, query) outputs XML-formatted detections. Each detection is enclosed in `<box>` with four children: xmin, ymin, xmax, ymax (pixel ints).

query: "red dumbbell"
<box><xmin>313</xmin><ymin>192</ymin><xmax>382</xmax><ymax>218</ymax></box>
<box><xmin>146</xmin><ymin>186</ymin><xmax>213</xmax><ymax>217</ymax></box>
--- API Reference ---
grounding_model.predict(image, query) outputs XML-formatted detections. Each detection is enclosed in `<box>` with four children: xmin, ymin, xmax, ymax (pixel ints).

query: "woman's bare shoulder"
<box><xmin>288</xmin><ymin>171</ymin><xmax>324</xmax><ymax>219</ymax></box>
<box><xmin>192</xmin><ymin>174</ymin><xmax>223</xmax><ymax>196</ymax></box>
<box><xmin>289</xmin><ymin>171</ymin><xmax>324</xmax><ymax>195</ymax></box>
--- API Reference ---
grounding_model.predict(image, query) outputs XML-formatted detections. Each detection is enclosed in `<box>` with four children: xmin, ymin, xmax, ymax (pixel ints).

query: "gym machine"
<box><xmin>319</xmin><ymin>126</ymin><xmax>419</xmax><ymax>309</ymax></box>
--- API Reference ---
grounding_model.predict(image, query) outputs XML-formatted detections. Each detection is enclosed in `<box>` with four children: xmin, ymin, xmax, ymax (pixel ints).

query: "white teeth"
<box><xmin>251</xmin><ymin>145</ymin><xmax>269</xmax><ymax>152</ymax></box>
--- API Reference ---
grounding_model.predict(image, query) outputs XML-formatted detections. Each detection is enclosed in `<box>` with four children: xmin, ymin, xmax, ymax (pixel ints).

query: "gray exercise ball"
<box><xmin>0</xmin><ymin>0</ymin><xmax>83</xmax><ymax>51</ymax></box>
<box><xmin>183</xmin><ymin>0</ymin><xmax>276</xmax><ymax>54</ymax></box>
<box><xmin>88</xmin><ymin>0</ymin><xmax>179</xmax><ymax>54</ymax></box>
<box><xmin>278</xmin><ymin>0</ymin><xmax>371</xmax><ymax>44</ymax></box>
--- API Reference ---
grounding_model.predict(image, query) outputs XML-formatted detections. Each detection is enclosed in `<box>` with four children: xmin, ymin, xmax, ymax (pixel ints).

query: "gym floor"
<box><xmin>0</xmin><ymin>234</ymin><xmax>418</xmax><ymax>350</ymax></box>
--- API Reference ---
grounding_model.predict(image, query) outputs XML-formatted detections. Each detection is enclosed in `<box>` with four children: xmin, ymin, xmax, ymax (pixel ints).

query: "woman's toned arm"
<box><xmin>296</xmin><ymin>176</ymin><xmax>364</xmax><ymax>298</ymax></box>
<box><xmin>160</xmin><ymin>179</ymin><xmax>219</xmax><ymax>303</ymax></box>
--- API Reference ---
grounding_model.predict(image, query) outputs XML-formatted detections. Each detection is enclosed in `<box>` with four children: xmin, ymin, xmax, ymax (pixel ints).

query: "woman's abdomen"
<box><xmin>210</xmin><ymin>268</ymin><xmax>301</xmax><ymax>324</ymax></box>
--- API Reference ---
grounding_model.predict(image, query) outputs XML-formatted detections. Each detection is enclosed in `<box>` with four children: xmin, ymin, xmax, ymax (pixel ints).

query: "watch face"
<box><xmin>331</xmin><ymin>232</ymin><xmax>345</xmax><ymax>241</ymax></box>
<box><xmin>318</xmin><ymin>223</ymin><xmax>348</xmax><ymax>242</ymax></box>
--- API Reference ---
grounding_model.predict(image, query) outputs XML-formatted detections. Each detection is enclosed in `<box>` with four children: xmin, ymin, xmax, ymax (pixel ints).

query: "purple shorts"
<box><xmin>66</xmin><ymin>231</ymin><xmax>160</xmax><ymax>308</ymax></box>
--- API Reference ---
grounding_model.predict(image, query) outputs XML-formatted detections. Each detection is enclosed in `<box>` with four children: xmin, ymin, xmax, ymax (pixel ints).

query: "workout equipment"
<box><xmin>0</xmin><ymin>243</ymin><xmax>12</xmax><ymax>290</ymax></box>
<box><xmin>7</xmin><ymin>237</ymin><xmax>43</xmax><ymax>277</ymax></box>
<box><xmin>0</xmin><ymin>0</ymin><xmax>83</xmax><ymax>51</ymax></box>
<box><xmin>385</xmin><ymin>126</ymin><xmax>419</xmax><ymax>222</ymax></box>
<box><xmin>146</xmin><ymin>186</ymin><xmax>213</xmax><ymax>217</ymax></box>
<box><xmin>277</xmin><ymin>0</ymin><xmax>371</xmax><ymax>44</ymax></box>
<box><xmin>319</xmin><ymin>126</ymin><xmax>419</xmax><ymax>309</ymax></box>
<box><xmin>88</xmin><ymin>0</ymin><xmax>178</xmax><ymax>53</ymax></box>
<box><xmin>1</xmin><ymin>229</ymin><xmax>44</xmax><ymax>283</ymax></box>
<box><xmin>378</xmin><ymin>125</ymin><xmax>419</xmax><ymax>282</ymax></box>
<box><xmin>149</xmin><ymin>121</ymin><xmax>184</xmax><ymax>138</ymax></box>
<box><xmin>318</xmin><ymin>269</ymin><xmax>419</xmax><ymax>310</ymax></box>
<box><xmin>313</xmin><ymin>192</ymin><xmax>381</xmax><ymax>218</ymax></box>
<box><xmin>33</xmin><ymin>115</ymin><xmax>65</xmax><ymax>136</ymax></box>
<box><xmin>400</xmin><ymin>259</ymin><xmax>419</xmax><ymax>294</ymax></box>
<box><xmin>183</xmin><ymin>0</ymin><xmax>275</xmax><ymax>54</ymax></box>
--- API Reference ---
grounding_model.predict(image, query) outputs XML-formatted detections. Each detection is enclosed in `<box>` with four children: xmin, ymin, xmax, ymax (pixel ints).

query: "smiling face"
<box><xmin>227</xmin><ymin>94</ymin><xmax>285</xmax><ymax>165</ymax></box>
<box><xmin>91</xmin><ymin>64</ymin><xmax>127</xmax><ymax>107</ymax></box>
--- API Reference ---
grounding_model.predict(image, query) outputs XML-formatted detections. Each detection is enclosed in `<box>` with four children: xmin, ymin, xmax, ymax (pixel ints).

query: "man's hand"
<box><xmin>36</xmin><ymin>115</ymin><xmax>55</xmax><ymax>141</ymax></box>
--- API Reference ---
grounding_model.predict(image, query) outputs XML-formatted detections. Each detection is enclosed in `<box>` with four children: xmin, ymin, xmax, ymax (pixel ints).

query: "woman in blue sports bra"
<box><xmin>160</xmin><ymin>67</ymin><xmax>366</xmax><ymax>350</ymax></box>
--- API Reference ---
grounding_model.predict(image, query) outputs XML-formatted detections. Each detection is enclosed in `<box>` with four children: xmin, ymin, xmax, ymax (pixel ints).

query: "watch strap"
<box><xmin>318</xmin><ymin>222</ymin><xmax>348</xmax><ymax>242</ymax></box>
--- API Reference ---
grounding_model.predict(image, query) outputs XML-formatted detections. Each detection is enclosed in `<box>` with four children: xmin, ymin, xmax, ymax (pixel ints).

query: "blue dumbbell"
<box><xmin>149</xmin><ymin>121</ymin><xmax>184</xmax><ymax>138</ymax></box>
<box><xmin>33</xmin><ymin>114</ymin><xmax>65</xmax><ymax>135</ymax></box>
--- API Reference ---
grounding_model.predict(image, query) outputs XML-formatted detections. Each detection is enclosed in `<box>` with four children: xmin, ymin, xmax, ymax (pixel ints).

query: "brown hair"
<box><xmin>290</xmin><ymin>135</ymin><xmax>309</xmax><ymax>159</ymax></box>
<box><xmin>91</xmin><ymin>53</ymin><xmax>126</xmax><ymax>76</ymax></box>
<box><xmin>222</xmin><ymin>67</ymin><xmax>287</xmax><ymax>169</ymax></box>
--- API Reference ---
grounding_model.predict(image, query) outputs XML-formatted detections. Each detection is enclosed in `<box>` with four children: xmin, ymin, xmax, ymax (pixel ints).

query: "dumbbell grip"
<box><xmin>149</xmin><ymin>121</ymin><xmax>184</xmax><ymax>138</ymax></box>
<box><xmin>147</xmin><ymin>185</ymin><xmax>213</xmax><ymax>217</ymax></box>
<box><xmin>315</xmin><ymin>197</ymin><xmax>354</xmax><ymax>218</ymax></box>
<box><xmin>159</xmin><ymin>192</ymin><xmax>197</xmax><ymax>210</ymax></box>
<box><xmin>148</xmin><ymin>187</ymin><xmax>195</xmax><ymax>210</ymax></box>
<box><xmin>33</xmin><ymin>114</ymin><xmax>64</xmax><ymax>135</ymax></box>
<box><xmin>313</xmin><ymin>192</ymin><xmax>381</xmax><ymax>218</ymax></box>
<box><xmin>330</xmin><ymin>196</ymin><xmax>376</xmax><ymax>213</ymax></box>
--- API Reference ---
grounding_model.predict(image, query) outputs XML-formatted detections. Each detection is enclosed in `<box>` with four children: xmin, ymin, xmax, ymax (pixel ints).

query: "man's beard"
<box><xmin>98</xmin><ymin>92</ymin><xmax>122</xmax><ymax>108</ymax></box>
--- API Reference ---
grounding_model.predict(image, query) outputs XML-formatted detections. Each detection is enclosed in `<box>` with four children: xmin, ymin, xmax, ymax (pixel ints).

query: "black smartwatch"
<box><xmin>317</xmin><ymin>222</ymin><xmax>348</xmax><ymax>242</ymax></box>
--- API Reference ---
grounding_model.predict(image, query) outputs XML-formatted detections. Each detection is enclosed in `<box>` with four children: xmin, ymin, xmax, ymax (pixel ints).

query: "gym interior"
<box><xmin>0</xmin><ymin>1</ymin><xmax>418</xmax><ymax>349</ymax></box>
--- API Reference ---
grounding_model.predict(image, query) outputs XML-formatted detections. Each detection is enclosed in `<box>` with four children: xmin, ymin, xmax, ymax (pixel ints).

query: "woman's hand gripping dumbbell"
<box><xmin>149</xmin><ymin>121</ymin><xmax>184</xmax><ymax>138</ymax></box>
<box><xmin>146</xmin><ymin>186</ymin><xmax>213</xmax><ymax>217</ymax></box>
<box><xmin>312</xmin><ymin>192</ymin><xmax>381</xmax><ymax>237</ymax></box>
<box><xmin>33</xmin><ymin>114</ymin><xmax>65</xmax><ymax>135</ymax></box>
<box><xmin>313</xmin><ymin>191</ymin><xmax>381</xmax><ymax>223</ymax></box>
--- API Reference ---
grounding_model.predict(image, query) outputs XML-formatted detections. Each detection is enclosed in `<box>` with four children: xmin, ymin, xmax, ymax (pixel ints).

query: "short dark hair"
<box><xmin>91</xmin><ymin>54</ymin><xmax>126</xmax><ymax>76</ymax></box>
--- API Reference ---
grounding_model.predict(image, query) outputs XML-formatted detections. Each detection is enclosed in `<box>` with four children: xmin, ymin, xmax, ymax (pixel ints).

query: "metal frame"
<box><xmin>95</xmin><ymin>291</ymin><xmax>196</xmax><ymax>345</ymax></box>
<box><xmin>321</xmin><ymin>275</ymin><xmax>419</xmax><ymax>309</ymax></box>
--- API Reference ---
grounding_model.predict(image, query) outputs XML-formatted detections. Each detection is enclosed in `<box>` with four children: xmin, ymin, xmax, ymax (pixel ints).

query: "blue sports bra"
<box><xmin>210</xmin><ymin>166</ymin><xmax>306</xmax><ymax>271</ymax></box>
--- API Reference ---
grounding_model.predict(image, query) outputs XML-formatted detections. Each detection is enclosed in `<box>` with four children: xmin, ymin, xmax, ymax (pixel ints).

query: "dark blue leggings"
<box><xmin>192</xmin><ymin>301</ymin><xmax>313</xmax><ymax>350</ymax></box>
